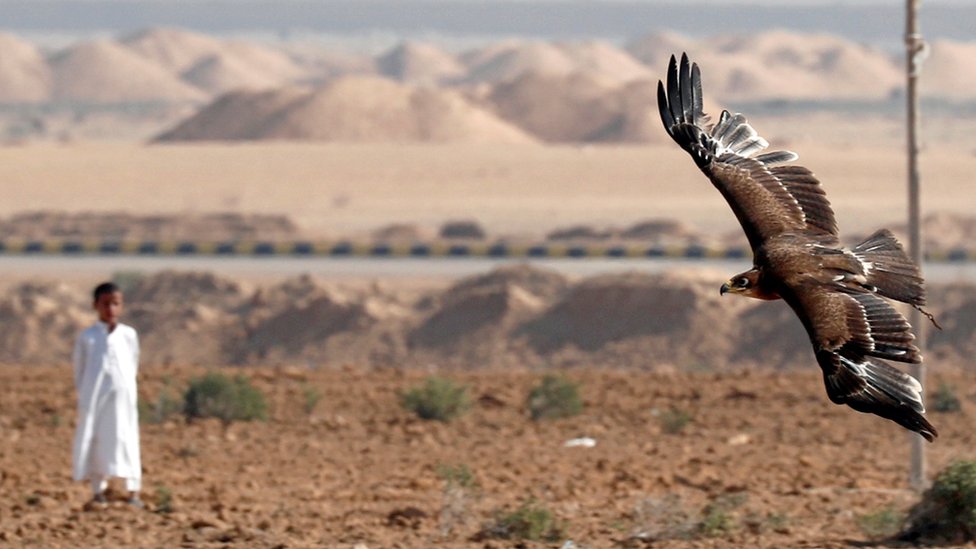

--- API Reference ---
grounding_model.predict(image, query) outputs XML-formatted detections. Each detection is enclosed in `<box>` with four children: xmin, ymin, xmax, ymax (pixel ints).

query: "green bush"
<box><xmin>154</xmin><ymin>485</ymin><xmax>174</xmax><ymax>514</ymax></box>
<box><xmin>902</xmin><ymin>460</ymin><xmax>976</xmax><ymax>542</ymax></box>
<box><xmin>697</xmin><ymin>493</ymin><xmax>746</xmax><ymax>538</ymax></box>
<box><xmin>526</xmin><ymin>375</ymin><xmax>583</xmax><ymax>421</ymax></box>
<box><xmin>183</xmin><ymin>372</ymin><xmax>267</xmax><ymax>424</ymax></box>
<box><xmin>400</xmin><ymin>377</ymin><xmax>470</xmax><ymax>422</ymax></box>
<box><xmin>481</xmin><ymin>500</ymin><xmax>565</xmax><ymax>542</ymax></box>
<box><xmin>436</xmin><ymin>463</ymin><xmax>478</xmax><ymax>491</ymax></box>
<box><xmin>139</xmin><ymin>380</ymin><xmax>183</xmax><ymax>424</ymax></box>
<box><xmin>301</xmin><ymin>383</ymin><xmax>322</xmax><ymax>416</ymax></box>
<box><xmin>932</xmin><ymin>383</ymin><xmax>962</xmax><ymax>413</ymax></box>
<box><xmin>658</xmin><ymin>407</ymin><xmax>693</xmax><ymax>434</ymax></box>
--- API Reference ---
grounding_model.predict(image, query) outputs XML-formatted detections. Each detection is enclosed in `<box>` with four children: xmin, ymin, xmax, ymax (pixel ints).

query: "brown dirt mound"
<box><xmin>0</xmin><ymin>282</ymin><xmax>88</xmax><ymax>364</ymax></box>
<box><xmin>124</xmin><ymin>271</ymin><xmax>248</xmax><ymax>365</ymax></box>
<box><xmin>1</xmin><ymin>268</ymin><xmax>974</xmax><ymax>372</ymax></box>
<box><xmin>518</xmin><ymin>272</ymin><xmax>742</xmax><ymax>367</ymax></box>
<box><xmin>410</xmin><ymin>265</ymin><xmax>566</xmax><ymax>348</ymax></box>
<box><xmin>48</xmin><ymin>39</ymin><xmax>207</xmax><ymax>103</ymax></box>
<box><xmin>0</xmin><ymin>211</ymin><xmax>299</xmax><ymax>242</ymax></box>
<box><xmin>0</xmin><ymin>32</ymin><xmax>51</xmax><ymax>103</ymax></box>
<box><xmin>157</xmin><ymin>76</ymin><xmax>535</xmax><ymax>144</ymax></box>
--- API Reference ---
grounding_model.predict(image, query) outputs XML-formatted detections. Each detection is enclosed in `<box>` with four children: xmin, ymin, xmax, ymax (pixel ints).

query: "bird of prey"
<box><xmin>657</xmin><ymin>53</ymin><xmax>938</xmax><ymax>441</ymax></box>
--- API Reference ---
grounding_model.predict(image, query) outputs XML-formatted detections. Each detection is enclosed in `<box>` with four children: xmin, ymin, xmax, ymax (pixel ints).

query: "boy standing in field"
<box><xmin>72</xmin><ymin>282</ymin><xmax>143</xmax><ymax>507</ymax></box>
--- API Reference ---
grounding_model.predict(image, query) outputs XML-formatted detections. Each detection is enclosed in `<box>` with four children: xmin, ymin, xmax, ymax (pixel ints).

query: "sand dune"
<box><xmin>158</xmin><ymin>76</ymin><xmax>535</xmax><ymax>143</ymax></box>
<box><xmin>48</xmin><ymin>39</ymin><xmax>207</xmax><ymax>103</ymax></box>
<box><xmin>460</xmin><ymin>40</ymin><xmax>649</xmax><ymax>85</ymax></box>
<box><xmin>181</xmin><ymin>52</ymin><xmax>284</xmax><ymax>94</ymax></box>
<box><xmin>376</xmin><ymin>41</ymin><xmax>466</xmax><ymax>84</ymax></box>
<box><xmin>122</xmin><ymin>27</ymin><xmax>305</xmax><ymax>85</ymax></box>
<box><xmin>921</xmin><ymin>40</ymin><xmax>976</xmax><ymax>99</ymax></box>
<box><xmin>0</xmin><ymin>33</ymin><xmax>51</xmax><ymax>103</ymax></box>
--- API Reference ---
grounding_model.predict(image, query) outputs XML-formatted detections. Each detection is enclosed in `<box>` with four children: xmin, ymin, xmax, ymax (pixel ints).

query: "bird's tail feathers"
<box><xmin>851</xmin><ymin>229</ymin><xmax>940</xmax><ymax>327</ymax></box>
<box><xmin>825</xmin><ymin>355</ymin><xmax>937</xmax><ymax>442</ymax></box>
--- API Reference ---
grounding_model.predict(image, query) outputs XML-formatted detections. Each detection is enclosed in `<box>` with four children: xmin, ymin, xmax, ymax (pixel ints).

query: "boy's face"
<box><xmin>94</xmin><ymin>291</ymin><xmax>124</xmax><ymax>326</ymax></box>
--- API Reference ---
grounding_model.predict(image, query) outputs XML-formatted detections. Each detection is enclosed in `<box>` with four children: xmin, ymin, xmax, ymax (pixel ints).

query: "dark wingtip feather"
<box><xmin>679</xmin><ymin>53</ymin><xmax>693</xmax><ymax>122</ymax></box>
<box><xmin>667</xmin><ymin>54</ymin><xmax>682</xmax><ymax>123</ymax></box>
<box><xmin>657</xmin><ymin>80</ymin><xmax>674</xmax><ymax>135</ymax></box>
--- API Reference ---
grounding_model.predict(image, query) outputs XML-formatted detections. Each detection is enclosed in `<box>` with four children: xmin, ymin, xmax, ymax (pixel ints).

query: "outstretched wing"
<box><xmin>784</xmin><ymin>282</ymin><xmax>937</xmax><ymax>441</ymax></box>
<box><xmin>657</xmin><ymin>53</ymin><xmax>838</xmax><ymax>252</ymax></box>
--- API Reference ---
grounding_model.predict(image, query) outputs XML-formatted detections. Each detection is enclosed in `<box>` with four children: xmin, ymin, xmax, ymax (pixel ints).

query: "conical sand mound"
<box><xmin>376</xmin><ymin>41</ymin><xmax>466</xmax><ymax>84</ymax></box>
<box><xmin>49</xmin><ymin>39</ymin><xmax>206</xmax><ymax>103</ymax></box>
<box><xmin>181</xmin><ymin>52</ymin><xmax>284</xmax><ymax>94</ymax></box>
<box><xmin>158</xmin><ymin>75</ymin><xmax>535</xmax><ymax>143</ymax></box>
<box><xmin>0</xmin><ymin>32</ymin><xmax>51</xmax><ymax>103</ymax></box>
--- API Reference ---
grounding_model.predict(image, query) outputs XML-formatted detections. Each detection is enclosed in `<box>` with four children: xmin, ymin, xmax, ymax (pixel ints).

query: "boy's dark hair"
<box><xmin>93</xmin><ymin>282</ymin><xmax>121</xmax><ymax>302</ymax></box>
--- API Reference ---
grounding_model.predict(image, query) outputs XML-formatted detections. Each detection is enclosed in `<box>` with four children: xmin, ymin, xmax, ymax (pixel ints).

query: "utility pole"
<box><xmin>905</xmin><ymin>0</ymin><xmax>927</xmax><ymax>492</ymax></box>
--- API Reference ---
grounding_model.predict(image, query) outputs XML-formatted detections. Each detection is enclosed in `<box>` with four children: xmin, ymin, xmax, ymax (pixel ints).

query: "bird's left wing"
<box><xmin>658</xmin><ymin>53</ymin><xmax>839</xmax><ymax>252</ymax></box>
<box><xmin>785</xmin><ymin>282</ymin><xmax>937</xmax><ymax>441</ymax></box>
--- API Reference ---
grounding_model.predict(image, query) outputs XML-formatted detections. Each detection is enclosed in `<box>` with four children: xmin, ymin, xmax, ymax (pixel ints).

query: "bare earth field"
<box><xmin>1</xmin><ymin>365</ymin><xmax>974</xmax><ymax>548</ymax></box>
<box><xmin>0</xmin><ymin>141</ymin><xmax>972</xmax><ymax>240</ymax></box>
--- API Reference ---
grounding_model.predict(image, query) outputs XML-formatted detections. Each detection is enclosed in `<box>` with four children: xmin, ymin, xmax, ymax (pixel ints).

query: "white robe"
<box><xmin>72</xmin><ymin>321</ymin><xmax>141</xmax><ymax>484</ymax></box>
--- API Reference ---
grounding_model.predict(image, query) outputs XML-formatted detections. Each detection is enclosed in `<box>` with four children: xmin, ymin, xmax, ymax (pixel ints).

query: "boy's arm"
<box><xmin>132</xmin><ymin>329</ymin><xmax>140</xmax><ymax>372</ymax></box>
<box><xmin>72</xmin><ymin>334</ymin><xmax>85</xmax><ymax>390</ymax></box>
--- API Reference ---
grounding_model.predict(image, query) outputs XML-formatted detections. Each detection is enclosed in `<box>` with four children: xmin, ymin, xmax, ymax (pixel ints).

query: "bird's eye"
<box><xmin>736</xmin><ymin>277</ymin><xmax>750</xmax><ymax>287</ymax></box>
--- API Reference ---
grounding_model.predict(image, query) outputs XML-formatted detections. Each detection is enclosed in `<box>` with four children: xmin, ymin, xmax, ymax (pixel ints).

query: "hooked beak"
<box><xmin>720</xmin><ymin>282</ymin><xmax>731</xmax><ymax>296</ymax></box>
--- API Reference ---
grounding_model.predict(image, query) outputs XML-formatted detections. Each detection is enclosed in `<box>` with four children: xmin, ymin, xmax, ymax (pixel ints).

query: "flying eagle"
<box><xmin>658</xmin><ymin>53</ymin><xmax>938</xmax><ymax>441</ymax></box>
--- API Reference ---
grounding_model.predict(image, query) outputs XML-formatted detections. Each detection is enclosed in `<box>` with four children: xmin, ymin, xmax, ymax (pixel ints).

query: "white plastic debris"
<box><xmin>563</xmin><ymin>437</ymin><xmax>597</xmax><ymax>448</ymax></box>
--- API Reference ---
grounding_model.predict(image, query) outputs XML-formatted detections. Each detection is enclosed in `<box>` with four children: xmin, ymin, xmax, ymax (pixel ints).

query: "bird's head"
<box><xmin>720</xmin><ymin>269</ymin><xmax>767</xmax><ymax>299</ymax></box>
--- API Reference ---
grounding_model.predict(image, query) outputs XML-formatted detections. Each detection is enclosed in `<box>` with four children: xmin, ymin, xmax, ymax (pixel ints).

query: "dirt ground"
<box><xmin>1</xmin><ymin>364</ymin><xmax>973</xmax><ymax>548</ymax></box>
<box><xmin>0</xmin><ymin>141</ymin><xmax>972</xmax><ymax>241</ymax></box>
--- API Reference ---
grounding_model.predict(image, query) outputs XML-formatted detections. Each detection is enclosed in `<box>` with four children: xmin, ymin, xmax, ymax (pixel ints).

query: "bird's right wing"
<box><xmin>657</xmin><ymin>53</ymin><xmax>839</xmax><ymax>252</ymax></box>
<box><xmin>785</xmin><ymin>281</ymin><xmax>937</xmax><ymax>441</ymax></box>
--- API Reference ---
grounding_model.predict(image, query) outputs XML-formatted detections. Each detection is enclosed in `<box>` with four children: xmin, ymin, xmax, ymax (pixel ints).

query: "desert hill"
<box><xmin>460</xmin><ymin>39</ymin><xmax>650</xmax><ymax>86</ymax></box>
<box><xmin>0</xmin><ymin>32</ymin><xmax>51</xmax><ymax>103</ymax></box>
<box><xmin>376</xmin><ymin>41</ymin><xmax>466</xmax><ymax>84</ymax></box>
<box><xmin>157</xmin><ymin>75</ymin><xmax>536</xmax><ymax>144</ymax></box>
<box><xmin>121</xmin><ymin>27</ymin><xmax>307</xmax><ymax>92</ymax></box>
<box><xmin>2</xmin><ymin>266</ymin><xmax>974</xmax><ymax>370</ymax></box>
<box><xmin>48</xmin><ymin>39</ymin><xmax>207</xmax><ymax>103</ymax></box>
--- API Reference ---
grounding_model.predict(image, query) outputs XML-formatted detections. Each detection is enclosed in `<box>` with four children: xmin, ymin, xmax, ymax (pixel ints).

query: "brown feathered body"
<box><xmin>659</xmin><ymin>53</ymin><xmax>937</xmax><ymax>441</ymax></box>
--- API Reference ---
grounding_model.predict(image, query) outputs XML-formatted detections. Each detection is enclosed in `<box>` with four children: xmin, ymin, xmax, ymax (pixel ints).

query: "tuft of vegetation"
<box><xmin>301</xmin><ymin>383</ymin><xmax>322</xmax><ymax>416</ymax></box>
<box><xmin>400</xmin><ymin>377</ymin><xmax>470</xmax><ymax>422</ymax></box>
<box><xmin>657</xmin><ymin>407</ymin><xmax>693</xmax><ymax>434</ymax></box>
<box><xmin>902</xmin><ymin>460</ymin><xmax>976</xmax><ymax>543</ymax></box>
<box><xmin>437</xmin><ymin>463</ymin><xmax>479</xmax><ymax>536</ymax></box>
<box><xmin>183</xmin><ymin>372</ymin><xmax>267</xmax><ymax>424</ymax></box>
<box><xmin>526</xmin><ymin>375</ymin><xmax>583</xmax><ymax>421</ymax></box>
<box><xmin>140</xmin><ymin>379</ymin><xmax>183</xmax><ymax>424</ymax></box>
<box><xmin>629</xmin><ymin>494</ymin><xmax>698</xmax><ymax>542</ymax></box>
<box><xmin>857</xmin><ymin>505</ymin><xmax>905</xmax><ymax>539</ymax></box>
<box><xmin>154</xmin><ymin>485</ymin><xmax>174</xmax><ymax>514</ymax></box>
<box><xmin>932</xmin><ymin>383</ymin><xmax>962</xmax><ymax>413</ymax></box>
<box><xmin>480</xmin><ymin>500</ymin><xmax>566</xmax><ymax>542</ymax></box>
<box><xmin>697</xmin><ymin>493</ymin><xmax>746</xmax><ymax>538</ymax></box>
<box><xmin>436</xmin><ymin>463</ymin><xmax>478</xmax><ymax>491</ymax></box>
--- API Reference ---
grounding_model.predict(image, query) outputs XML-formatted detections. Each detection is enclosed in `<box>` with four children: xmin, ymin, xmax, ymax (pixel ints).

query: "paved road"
<box><xmin>1</xmin><ymin>256</ymin><xmax>974</xmax><ymax>283</ymax></box>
